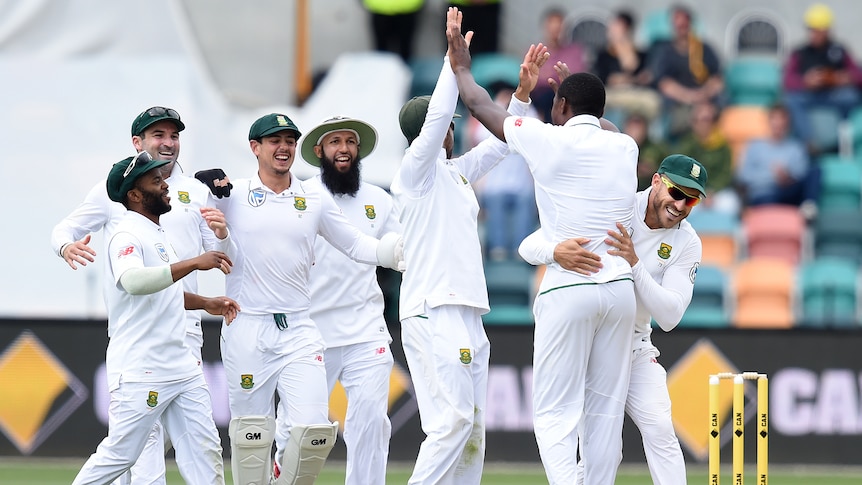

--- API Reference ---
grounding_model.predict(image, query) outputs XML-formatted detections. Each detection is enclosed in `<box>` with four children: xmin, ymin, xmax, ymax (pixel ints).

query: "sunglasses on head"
<box><xmin>146</xmin><ymin>106</ymin><xmax>181</xmax><ymax>121</ymax></box>
<box><xmin>123</xmin><ymin>151</ymin><xmax>153</xmax><ymax>178</ymax></box>
<box><xmin>660</xmin><ymin>175</ymin><xmax>703</xmax><ymax>207</ymax></box>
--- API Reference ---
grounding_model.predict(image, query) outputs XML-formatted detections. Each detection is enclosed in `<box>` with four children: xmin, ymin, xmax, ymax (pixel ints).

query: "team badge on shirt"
<box><xmin>657</xmin><ymin>242</ymin><xmax>672</xmax><ymax>259</ymax></box>
<box><xmin>365</xmin><ymin>205</ymin><xmax>376</xmax><ymax>219</ymax></box>
<box><xmin>689</xmin><ymin>262</ymin><xmax>699</xmax><ymax>284</ymax></box>
<box><xmin>146</xmin><ymin>391</ymin><xmax>159</xmax><ymax>408</ymax></box>
<box><xmin>459</xmin><ymin>348</ymin><xmax>472</xmax><ymax>365</ymax></box>
<box><xmin>177</xmin><ymin>191</ymin><xmax>191</xmax><ymax>204</ymax></box>
<box><xmin>248</xmin><ymin>189</ymin><xmax>266</xmax><ymax>207</ymax></box>
<box><xmin>294</xmin><ymin>196</ymin><xmax>307</xmax><ymax>211</ymax></box>
<box><xmin>240</xmin><ymin>374</ymin><xmax>254</xmax><ymax>389</ymax></box>
<box><xmin>155</xmin><ymin>243</ymin><xmax>169</xmax><ymax>262</ymax></box>
<box><xmin>459</xmin><ymin>174</ymin><xmax>468</xmax><ymax>185</ymax></box>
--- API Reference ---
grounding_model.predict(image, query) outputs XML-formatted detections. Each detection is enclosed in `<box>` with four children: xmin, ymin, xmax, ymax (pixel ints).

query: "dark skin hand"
<box><xmin>170</xmin><ymin>250</ymin><xmax>233</xmax><ymax>283</ymax></box>
<box><xmin>184</xmin><ymin>292</ymin><xmax>240</xmax><ymax>325</ymax></box>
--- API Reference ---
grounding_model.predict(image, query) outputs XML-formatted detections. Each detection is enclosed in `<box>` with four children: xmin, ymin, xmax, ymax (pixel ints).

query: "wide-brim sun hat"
<box><xmin>300</xmin><ymin>116</ymin><xmax>378</xmax><ymax>167</ymax></box>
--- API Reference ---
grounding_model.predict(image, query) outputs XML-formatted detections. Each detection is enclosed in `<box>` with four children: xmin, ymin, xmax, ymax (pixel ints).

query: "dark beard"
<box><xmin>320</xmin><ymin>154</ymin><xmax>362</xmax><ymax>196</ymax></box>
<box><xmin>142</xmin><ymin>189</ymin><xmax>172</xmax><ymax>216</ymax></box>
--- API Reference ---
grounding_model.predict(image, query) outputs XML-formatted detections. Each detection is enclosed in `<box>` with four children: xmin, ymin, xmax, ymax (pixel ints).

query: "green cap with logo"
<box><xmin>657</xmin><ymin>154</ymin><xmax>708</xmax><ymax>195</ymax></box>
<box><xmin>398</xmin><ymin>95</ymin><xmax>461</xmax><ymax>145</ymax></box>
<box><xmin>131</xmin><ymin>106</ymin><xmax>185</xmax><ymax>136</ymax></box>
<box><xmin>106</xmin><ymin>152</ymin><xmax>170</xmax><ymax>203</ymax></box>
<box><xmin>249</xmin><ymin>113</ymin><xmax>302</xmax><ymax>141</ymax></box>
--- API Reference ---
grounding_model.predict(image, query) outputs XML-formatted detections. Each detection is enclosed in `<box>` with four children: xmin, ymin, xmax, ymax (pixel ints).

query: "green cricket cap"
<box><xmin>657</xmin><ymin>154</ymin><xmax>708</xmax><ymax>195</ymax></box>
<box><xmin>106</xmin><ymin>152</ymin><xmax>170</xmax><ymax>203</ymax></box>
<box><xmin>398</xmin><ymin>95</ymin><xmax>461</xmax><ymax>144</ymax></box>
<box><xmin>131</xmin><ymin>106</ymin><xmax>185</xmax><ymax>136</ymax></box>
<box><xmin>249</xmin><ymin>113</ymin><xmax>302</xmax><ymax>141</ymax></box>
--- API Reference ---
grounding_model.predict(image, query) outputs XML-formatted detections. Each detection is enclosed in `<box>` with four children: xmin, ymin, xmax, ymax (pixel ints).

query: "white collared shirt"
<box><xmin>215</xmin><ymin>173</ymin><xmax>379</xmax><ymax>316</ymax></box>
<box><xmin>503</xmin><ymin>113</ymin><xmax>639</xmax><ymax>290</ymax></box>
<box><xmin>305</xmin><ymin>176</ymin><xmax>399</xmax><ymax>347</ymax></box>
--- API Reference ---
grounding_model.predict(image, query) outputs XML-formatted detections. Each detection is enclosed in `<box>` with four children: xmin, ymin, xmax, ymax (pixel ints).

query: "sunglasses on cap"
<box><xmin>660</xmin><ymin>175</ymin><xmax>703</xmax><ymax>207</ymax></box>
<box><xmin>123</xmin><ymin>151</ymin><xmax>153</xmax><ymax>178</ymax></box>
<box><xmin>146</xmin><ymin>106</ymin><xmax>181</xmax><ymax>120</ymax></box>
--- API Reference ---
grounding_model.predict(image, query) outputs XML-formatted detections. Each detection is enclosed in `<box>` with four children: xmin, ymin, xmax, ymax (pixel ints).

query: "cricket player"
<box><xmin>72</xmin><ymin>153</ymin><xmax>239</xmax><ymax>485</ymax></box>
<box><xmin>272</xmin><ymin>115</ymin><xmax>399</xmax><ymax>485</ymax></box>
<box><xmin>51</xmin><ymin>106</ymin><xmax>233</xmax><ymax>485</ymax></box>
<box><xmin>521</xmin><ymin>154</ymin><xmax>708</xmax><ymax>485</ymax></box>
<box><xmin>210</xmin><ymin>113</ymin><xmax>404</xmax><ymax>485</ymax></box>
<box><xmin>390</xmin><ymin>9</ymin><xmax>546</xmax><ymax>484</ymax></box>
<box><xmin>446</xmin><ymin>8</ymin><xmax>638</xmax><ymax>484</ymax></box>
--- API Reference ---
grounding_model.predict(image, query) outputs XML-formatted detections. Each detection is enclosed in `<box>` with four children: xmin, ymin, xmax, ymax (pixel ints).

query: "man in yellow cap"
<box><xmin>782</xmin><ymin>3</ymin><xmax>862</xmax><ymax>152</ymax></box>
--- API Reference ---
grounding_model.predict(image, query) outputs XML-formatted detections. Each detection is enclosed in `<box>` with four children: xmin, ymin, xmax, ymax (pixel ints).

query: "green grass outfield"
<box><xmin>3</xmin><ymin>458</ymin><xmax>862</xmax><ymax>484</ymax></box>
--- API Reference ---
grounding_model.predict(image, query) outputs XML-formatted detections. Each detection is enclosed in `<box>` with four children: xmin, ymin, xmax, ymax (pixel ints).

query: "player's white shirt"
<box><xmin>50</xmin><ymin>163</ymin><xmax>231</xmax><ymax>336</ymax></box>
<box><xmin>628</xmin><ymin>188</ymin><xmax>702</xmax><ymax>344</ymax></box>
<box><xmin>304</xmin><ymin>175</ymin><xmax>399</xmax><ymax>348</ymax></box>
<box><xmin>390</xmin><ymin>57</ymin><xmax>532</xmax><ymax>320</ymax></box>
<box><xmin>214</xmin><ymin>173</ymin><xmax>379</xmax><ymax>317</ymax></box>
<box><xmin>519</xmin><ymin>188</ymin><xmax>702</xmax><ymax>341</ymax></box>
<box><xmin>503</xmin><ymin>114</ymin><xmax>638</xmax><ymax>291</ymax></box>
<box><xmin>106</xmin><ymin>211</ymin><xmax>201</xmax><ymax>391</ymax></box>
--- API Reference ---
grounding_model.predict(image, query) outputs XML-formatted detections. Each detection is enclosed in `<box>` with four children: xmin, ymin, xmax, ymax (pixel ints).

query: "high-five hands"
<box><xmin>445</xmin><ymin>7</ymin><xmax>474</xmax><ymax>70</ymax></box>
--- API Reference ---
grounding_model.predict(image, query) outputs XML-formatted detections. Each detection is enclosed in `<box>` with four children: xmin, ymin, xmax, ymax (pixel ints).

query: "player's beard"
<box><xmin>142</xmin><ymin>188</ymin><xmax>172</xmax><ymax>216</ymax></box>
<box><xmin>320</xmin><ymin>154</ymin><xmax>362</xmax><ymax>197</ymax></box>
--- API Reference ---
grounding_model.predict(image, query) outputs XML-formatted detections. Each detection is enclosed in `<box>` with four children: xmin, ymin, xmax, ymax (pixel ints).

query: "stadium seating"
<box><xmin>849</xmin><ymin>106</ymin><xmax>862</xmax><ymax>155</ymax></box>
<box><xmin>732</xmin><ymin>258</ymin><xmax>795</xmax><ymax>328</ymax></box>
<box><xmin>725</xmin><ymin>57</ymin><xmax>782</xmax><ymax>107</ymax></box>
<box><xmin>813</xmin><ymin>209</ymin><xmax>862</xmax><ymax>264</ymax></box>
<box><xmin>408</xmin><ymin>57</ymin><xmax>444</xmax><ymax>98</ymax></box>
<box><xmin>483</xmin><ymin>260</ymin><xmax>535</xmax><ymax>325</ymax></box>
<box><xmin>808</xmin><ymin>105</ymin><xmax>842</xmax><ymax>154</ymax></box>
<box><xmin>687</xmin><ymin>209</ymin><xmax>740</xmax><ymax>269</ymax></box>
<box><xmin>718</xmin><ymin>105</ymin><xmax>771</xmax><ymax>166</ymax></box>
<box><xmin>817</xmin><ymin>156</ymin><xmax>862</xmax><ymax>211</ymax></box>
<box><xmin>797</xmin><ymin>257</ymin><xmax>859</xmax><ymax>328</ymax></box>
<box><xmin>679</xmin><ymin>264</ymin><xmax>730</xmax><ymax>327</ymax></box>
<box><xmin>470</xmin><ymin>53</ymin><xmax>522</xmax><ymax>91</ymax></box>
<box><xmin>741</xmin><ymin>204</ymin><xmax>807</xmax><ymax>266</ymax></box>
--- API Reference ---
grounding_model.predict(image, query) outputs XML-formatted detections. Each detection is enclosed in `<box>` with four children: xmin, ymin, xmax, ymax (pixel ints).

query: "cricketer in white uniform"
<box><xmin>521</xmin><ymin>154</ymin><xmax>708</xmax><ymax>485</ymax></box>
<box><xmin>73</xmin><ymin>154</ymin><xmax>238</xmax><ymax>485</ymax></box>
<box><xmin>51</xmin><ymin>107</ymin><xmax>233</xmax><ymax>485</ymax></box>
<box><xmin>390</xmin><ymin>19</ymin><xmax>543</xmax><ymax>483</ymax></box>
<box><xmin>273</xmin><ymin>116</ymin><xmax>400</xmax><ymax>485</ymax></box>
<box><xmin>446</xmin><ymin>13</ymin><xmax>638</xmax><ymax>484</ymax></box>
<box><xmin>212</xmin><ymin>113</ymin><xmax>404</xmax><ymax>485</ymax></box>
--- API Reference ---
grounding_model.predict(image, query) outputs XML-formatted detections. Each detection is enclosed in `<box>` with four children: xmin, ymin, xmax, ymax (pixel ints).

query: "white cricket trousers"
<box><xmin>73</xmin><ymin>373</ymin><xmax>224</xmax><ymax>485</ymax></box>
<box><xmin>401</xmin><ymin>305</ymin><xmax>490</xmax><ymax>485</ymax></box>
<box><xmin>532</xmin><ymin>279</ymin><xmax>636</xmax><ymax>485</ymax></box>
<box><xmin>626</xmin><ymin>346</ymin><xmax>687</xmax><ymax>485</ymax></box>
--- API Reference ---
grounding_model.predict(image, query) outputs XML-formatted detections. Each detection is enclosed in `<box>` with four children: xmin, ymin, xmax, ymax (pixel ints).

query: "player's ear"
<box><xmin>313</xmin><ymin>145</ymin><xmax>323</xmax><ymax>158</ymax></box>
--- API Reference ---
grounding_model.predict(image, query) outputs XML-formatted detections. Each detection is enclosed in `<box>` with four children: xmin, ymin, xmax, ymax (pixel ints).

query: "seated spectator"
<box><xmin>649</xmin><ymin>5</ymin><xmax>724</xmax><ymax>139</ymax></box>
<box><xmin>594</xmin><ymin>10</ymin><xmax>661</xmax><ymax>122</ymax></box>
<box><xmin>468</xmin><ymin>82</ymin><xmax>539</xmax><ymax>261</ymax></box>
<box><xmin>674</xmin><ymin>101</ymin><xmax>739</xmax><ymax>214</ymax></box>
<box><xmin>533</xmin><ymin>7</ymin><xmax>589</xmax><ymax>121</ymax></box>
<box><xmin>736</xmin><ymin>104</ymin><xmax>820</xmax><ymax>216</ymax></box>
<box><xmin>623</xmin><ymin>112</ymin><xmax>669</xmax><ymax>191</ymax></box>
<box><xmin>782</xmin><ymin>3</ymin><xmax>862</xmax><ymax>152</ymax></box>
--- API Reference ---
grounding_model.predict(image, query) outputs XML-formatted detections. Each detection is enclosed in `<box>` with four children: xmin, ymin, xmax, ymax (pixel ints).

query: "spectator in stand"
<box><xmin>674</xmin><ymin>101</ymin><xmax>739</xmax><ymax>214</ymax></box>
<box><xmin>363</xmin><ymin>0</ymin><xmax>425</xmax><ymax>62</ymax></box>
<box><xmin>447</xmin><ymin>0</ymin><xmax>502</xmax><ymax>55</ymax></box>
<box><xmin>624</xmin><ymin>112</ymin><xmax>670</xmax><ymax>191</ymax></box>
<box><xmin>533</xmin><ymin>7</ymin><xmax>589</xmax><ymax>121</ymax></box>
<box><xmin>782</xmin><ymin>3</ymin><xmax>862</xmax><ymax>153</ymax></box>
<box><xmin>736</xmin><ymin>104</ymin><xmax>820</xmax><ymax>217</ymax></box>
<box><xmin>594</xmin><ymin>10</ymin><xmax>661</xmax><ymax>123</ymax></box>
<box><xmin>468</xmin><ymin>81</ymin><xmax>540</xmax><ymax>261</ymax></box>
<box><xmin>649</xmin><ymin>5</ymin><xmax>724</xmax><ymax>139</ymax></box>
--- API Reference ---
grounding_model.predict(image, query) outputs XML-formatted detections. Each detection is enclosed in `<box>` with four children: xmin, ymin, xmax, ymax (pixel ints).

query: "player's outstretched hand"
<box><xmin>195</xmin><ymin>250</ymin><xmax>233</xmax><ymax>274</ymax></box>
<box><xmin>446</xmin><ymin>7</ymin><xmax>474</xmax><ymax>71</ymax></box>
<box><xmin>62</xmin><ymin>234</ymin><xmax>97</xmax><ymax>270</ymax></box>
<box><xmin>547</xmin><ymin>61</ymin><xmax>572</xmax><ymax>95</ymax></box>
<box><xmin>195</xmin><ymin>168</ymin><xmax>233</xmax><ymax>198</ymax></box>
<box><xmin>200</xmin><ymin>207</ymin><xmax>229</xmax><ymax>239</ymax></box>
<box><xmin>606</xmin><ymin>222</ymin><xmax>638</xmax><ymax>267</ymax></box>
<box><xmin>517</xmin><ymin>43</ymin><xmax>550</xmax><ymax>97</ymax></box>
<box><xmin>203</xmin><ymin>296</ymin><xmax>240</xmax><ymax>324</ymax></box>
<box><xmin>554</xmin><ymin>237</ymin><xmax>603</xmax><ymax>275</ymax></box>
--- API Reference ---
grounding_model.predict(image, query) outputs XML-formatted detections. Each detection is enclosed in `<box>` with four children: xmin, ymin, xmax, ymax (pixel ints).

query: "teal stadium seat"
<box><xmin>470</xmin><ymin>53</ymin><xmax>522</xmax><ymax>91</ymax></box>
<box><xmin>850</xmin><ymin>107</ymin><xmax>862</xmax><ymax>155</ymax></box>
<box><xmin>725</xmin><ymin>57</ymin><xmax>782</xmax><ymax>106</ymax></box>
<box><xmin>679</xmin><ymin>265</ymin><xmax>729</xmax><ymax>328</ymax></box>
<box><xmin>817</xmin><ymin>156</ymin><xmax>862</xmax><ymax>210</ymax></box>
<box><xmin>808</xmin><ymin>105</ymin><xmax>842</xmax><ymax>154</ymax></box>
<box><xmin>798</xmin><ymin>257</ymin><xmax>859</xmax><ymax>327</ymax></box>
<box><xmin>483</xmin><ymin>260</ymin><xmax>535</xmax><ymax>325</ymax></box>
<box><xmin>408</xmin><ymin>57</ymin><xmax>444</xmax><ymax>98</ymax></box>
<box><xmin>813</xmin><ymin>209</ymin><xmax>862</xmax><ymax>264</ymax></box>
